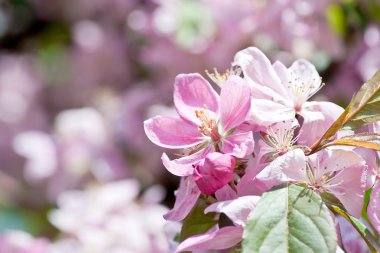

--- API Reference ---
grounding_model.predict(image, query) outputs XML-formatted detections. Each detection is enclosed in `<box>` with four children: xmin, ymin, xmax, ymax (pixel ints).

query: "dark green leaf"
<box><xmin>242</xmin><ymin>185</ymin><xmax>337</xmax><ymax>253</ymax></box>
<box><xmin>179</xmin><ymin>198</ymin><xmax>218</xmax><ymax>242</ymax></box>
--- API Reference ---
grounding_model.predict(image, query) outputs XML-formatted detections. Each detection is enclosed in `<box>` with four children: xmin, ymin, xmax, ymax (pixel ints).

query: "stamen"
<box><xmin>194</xmin><ymin>104</ymin><xmax>220</xmax><ymax>142</ymax></box>
<box><xmin>264</xmin><ymin>124</ymin><xmax>299</xmax><ymax>155</ymax></box>
<box><xmin>288</xmin><ymin>71</ymin><xmax>324</xmax><ymax>110</ymax></box>
<box><xmin>205</xmin><ymin>66</ymin><xmax>241</xmax><ymax>86</ymax></box>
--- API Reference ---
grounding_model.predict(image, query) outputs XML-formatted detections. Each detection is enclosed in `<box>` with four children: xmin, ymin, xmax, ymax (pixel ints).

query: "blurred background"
<box><xmin>0</xmin><ymin>0</ymin><xmax>379</xmax><ymax>252</ymax></box>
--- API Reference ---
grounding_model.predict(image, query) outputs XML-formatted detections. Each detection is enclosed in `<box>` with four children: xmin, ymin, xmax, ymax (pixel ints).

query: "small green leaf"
<box><xmin>343</xmin><ymin>70</ymin><xmax>380</xmax><ymax>130</ymax></box>
<box><xmin>322</xmin><ymin>133</ymin><xmax>380</xmax><ymax>151</ymax></box>
<box><xmin>309</xmin><ymin>70</ymin><xmax>380</xmax><ymax>154</ymax></box>
<box><xmin>179</xmin><ymin>198</ymin><xmax>218</xmax><ymax>242</ymax></box>
<box><xmin>242</xmin><ymin>185</ymin><xmax>337</xmax><ymax>253</ymax></box>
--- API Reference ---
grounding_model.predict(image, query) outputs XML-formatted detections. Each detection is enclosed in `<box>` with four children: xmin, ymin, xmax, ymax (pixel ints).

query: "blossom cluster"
<box><xmin>0</xmin><ymin>1</ymin><xmax>380</xmax><ymax>252</ymax></box>
<box><xmin>145</xmin><ymin>47</ymin><xmax>379</xmax><ymax>252</ymax></box>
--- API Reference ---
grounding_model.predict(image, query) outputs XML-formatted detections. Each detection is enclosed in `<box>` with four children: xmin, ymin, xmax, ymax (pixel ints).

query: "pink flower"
<box><xmin>193</xmin><ymin>152</ymin><xmax>235</xmax><ymax>195</ymax></box>
<box><xmin>256</xmin><ymin>149</ymin><xmax>367</xmax><ymax>217</ymax></box>
<box><xmin>144</xmin><ymin>73</ymin><xmax>254</xmax><ymax>176</ymax></box>
<box><xmin>234</xmin><ymin>47</ymin><xmax>343</xmax><ymax>144</ymax></box>
<box><xmin>368</xmin><ymin>179</ymin><xmax>380</xmax><ymax>235</ymax></box>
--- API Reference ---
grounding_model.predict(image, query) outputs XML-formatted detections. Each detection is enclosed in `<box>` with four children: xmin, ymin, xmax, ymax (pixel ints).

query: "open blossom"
<box><xmin>144</xmin><ymin>73</ymin><xmax>254</xmax><ymax>176</ymax></box>
<box><xmin>234</xmin><ymin>47</ymin><xmax>343</xmax><ymax>145</ymax></box>
<box><xmin>255</xmin><ymin>149</ymin><xmax>367</xmax><ymax>217</ymax></box>
<box><xmin>193</xmin><ymin>152</ymin><xmax>235</xmax><ymax>194</ymax></box>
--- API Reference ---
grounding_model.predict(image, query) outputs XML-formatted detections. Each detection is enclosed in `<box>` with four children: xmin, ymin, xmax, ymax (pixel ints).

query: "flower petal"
<box><xmin>205</xmin><ymin>196</ymin><xmax>260</xmax><ymax>226</ymax></box>
<box><xmin>175</xmin><ymin>226</ymin><xmax>243</xmax><ymax>253</ymax></box>
<box><xmin>288</xmin><ymin>59</ymin><xmax>322</xmax><ymax>99</ymax></box>
<box><xmin>144</xmin><ymin>116</ymin><xmax>203</xmax><ymax>149</ymax></box>
<box><xmin>368</xmin><ymin>180</ymin><xmax>380</xmax><ymax>234</ymax></box>
<box><xmin>255</xmin><ymin>149</ymin><xmax>307</xmax><ymax>190</ymax></box>
<box><xmin>298</xmin><ymin>101</ymin><xmax>344</xmax><ymax>146</ymax></box>
<box><xmin>221</xmin><ymin>130</ymin><xmax>255</xmax><ymax>158</ymax></box>
<box><xmin>193</xmin><ymin>152</ymin><xmax>235</xmax><ymax>195</ymax></box>
<box><xmin>234</xmin><ymin>47</ymin><xmax>288</xmax><ymax>101</ymax></box>
<box><xmin>162</xmin><ymin>146</ymin><xmax>212</xmax><ymax>176</ymax></box>
<box><xmin>220</xmin><ymin>75</ymin><xmax>251</xmax><ymax>131</ymax></box>
<box><xmin>215</xmin><ymin>184</ymin><xmax>237</xmax><ymax>201</ymax></box>
<box><xmin>327</xmin><ymin>164</ymin><xmax>367</xmax><ymax>218</ymax></box>
<box><xmin>251</xmin><ymin>99</ymin><xmax>295</xmax><ymax>126</ymax></box>
<box><xmin>174</xmin><ymin>73</ymin><xmax>219</xmax><ymax>124</ymax></box>
<box><xmin>308</xmin><ymin>149</ymin><xmax>365</xmax><ymax>178</ymax></box>
<box><xmin>164</xmin><ymin>177</ymin><xmax>201</xmax><ymax>221</ymax></box>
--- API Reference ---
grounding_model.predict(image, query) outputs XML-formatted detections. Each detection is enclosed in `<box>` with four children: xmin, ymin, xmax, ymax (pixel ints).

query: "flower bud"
<box><xmin>193</xmin><ymin>152</ymin><xmax>235</xmax><ymax>195</ymax></box>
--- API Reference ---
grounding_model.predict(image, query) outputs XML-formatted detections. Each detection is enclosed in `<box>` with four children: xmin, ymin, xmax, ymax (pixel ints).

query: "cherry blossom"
<box><xmin>255</xmin><ymin>149</ymin><xmax>367</xmax><ymax>217</ymax></box>
<box><xmin>144</xmin><ymin>73</ymin><xmax>254</xmax><ymax>176</ymax></box>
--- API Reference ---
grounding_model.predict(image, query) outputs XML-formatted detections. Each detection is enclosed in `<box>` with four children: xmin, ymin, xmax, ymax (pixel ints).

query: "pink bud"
<box><xmin>193</xmin><ymin>152</ymin><xmax>235</xmax><ymax>195</ymax></box>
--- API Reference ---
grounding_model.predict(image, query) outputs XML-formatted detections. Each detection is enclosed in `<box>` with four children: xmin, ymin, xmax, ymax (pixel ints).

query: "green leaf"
<box><xmin>343</xmin><ymin>70</ymin><xmax>380</xmax><ymax>130</ymax></box>
<box><xmin>321</xmin><ymin>133</ymin><xmax>380</xmax><ymax>151</ymax></box>
<box><xmin>309</xmin><ymin>70</ymin><xmax>380</xmax><ymax>154</ymax></box>
<box><xmin>329</xmin><ymin>205</ymin><xmax>380</xmax><ymax>252</ymax></box>
<box><xmin>242</xmin><ymin>185</ymin><xmax>337</xmax><ymax>253</ymax></box>
<box><xmin>179</xmin><ymin>198</ymin><xmax>218</xmax><ymax>242</ymax></box>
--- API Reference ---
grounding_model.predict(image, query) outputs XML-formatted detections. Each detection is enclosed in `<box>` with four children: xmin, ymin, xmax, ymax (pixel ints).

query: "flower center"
<box><xmin>195</xmin><ymin>104</ymin><xmax>221</xmax><ymax>143</ymax></box>
<box><xmin>288</xmin><ymin>71</ymin><xmax>324</xmax><ymax>110</ymax></box>
<box><xmin>264</xmin><ymin>125</ymin><xmax>298</xmax><ymax>155</ymax></box>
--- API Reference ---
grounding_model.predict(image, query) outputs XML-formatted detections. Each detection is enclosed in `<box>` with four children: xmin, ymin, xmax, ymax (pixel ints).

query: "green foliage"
<box><xmin>242</xmin><ymin>185</ymin><xmax>337</xmax><ymax>253</ymax></box>
<box><xmin>309</xmin><ymin>70</ymin><xmax>380</xmax><ymax>154</ymax></box>
<box><xmin>179</xmin><ymin>198</ymin><xmax>218</xmax><ymax>242</ymax></box>
<box><xmin>326</xmin><ymin>4</ymin><xmax>346</xmax><ymax>36</ymax></box>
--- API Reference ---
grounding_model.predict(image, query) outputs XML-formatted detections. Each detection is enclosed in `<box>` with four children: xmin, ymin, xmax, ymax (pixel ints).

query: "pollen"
<box><xmin>194</xmin><ymin>104</ymin><xmax>220</xmax><ymax>142</ymax></box>
<box><xmin>205</xmin><ymin>66</ymin><xmax>241</xmax><ymax>86</ymax></box>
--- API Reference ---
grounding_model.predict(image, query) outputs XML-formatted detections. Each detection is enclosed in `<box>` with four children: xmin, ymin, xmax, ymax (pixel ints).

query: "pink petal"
<box><xmin>175</xmin><ymin>226</ymin><xmax>243</xmax><ymax>253</ymax></box>
<box><xmin>237</xmin><ymin>162</ymin><xmax>268</xmax><ymax>196</ymax></box>
<box><xmin>327</xmin><ymin>164</ymin><xmax>367</xmax><ymax>218</ymax></box>
<box><xmin>234</xmin><ymin>47</ymin><xmax>288</xmax><ymax>101</ymax></box>
<box><xmin>355</xmin><ymin>148</ymin><xmax>378</xmax><ymax>188</ymax></box>
<box><xmin>255</xmin><ymin>149</ymin><xmax>307</xmax><ymax>190</ymax></box>
<box><xmin>368</xmin><ymin>180</ymin><xmax>380</xmax><ymax>234</ymax></box>
<box><xmin>205</xmin><ymin>196</ymin><xmax>260</xmax><ymax>226</ymax></box>
<box><xmin>215</xmin><ymin>184</ymin><xmax>237</xmax><ymax>201</ymax></box>
<box><xmin>221</xmin><ymin>130</ymin><xmax>255</xmax><ymax>158</ymax></box>
<box><xmin>220</xmin><ymin>75</ymin><xmax>251</xmax><ymax>131</ymax></box>
<box><xmin>144</xmin><ymin>116</ymin><xmax>203</xmax><ymax>149</ymax></box>
<box><xmin>174</xmin><ymin>73</ymin><xmax>219</xmax><ymax>124</ymax></box>
<box><xmin>298</xmin><ymin>101</ymin><xmax>344</xmax><ymax>146</ymax></box>
<box><xmin>288</xmin><ymin>59</ymin><xmax>322</xmax><ymax>99</ymax></box>
<box><xmin>308</xmin><ymin>149</ymin><xmax>365</xmax><ymax>178</ymax></box>
<box><xmin>193</xmin><ymin>152</ymin><xmax>235</xmax><ymax>195</ymax></box>
<box><xmin>164</xmin><ymin>177</ymin><xmax>201</xmax><ymax>221</ymax></box>
<box><xmin>337</xmin><ymin>216</ymin><xmax>369</xmax><ymax>253</ymax></box>
<box><xmin>162</xmin><ymin>146</ymin><xmax>212</xmax><ymax>176</ymax></box>
<box><xmin>251</xmin><ymin>99</ymin><xmax>295</xmax><ymax>126</ymax></box>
